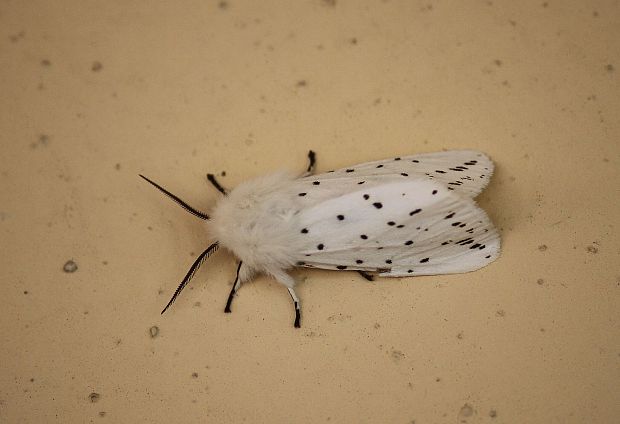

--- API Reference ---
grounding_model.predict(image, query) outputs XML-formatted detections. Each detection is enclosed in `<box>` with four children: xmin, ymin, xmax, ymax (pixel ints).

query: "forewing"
<box><xmin>293</xmin><ymin>178</ymin><xmax>499</xmax><ymax>276</ymax></box>
<box><xmin>301</xmin><ymin>150</ymin><xmax>493</xmax><ymax>198</ymax></box>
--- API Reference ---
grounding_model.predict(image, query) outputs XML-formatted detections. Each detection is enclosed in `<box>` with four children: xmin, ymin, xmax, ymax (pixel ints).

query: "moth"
<box><xmin>140</xmin><ymin>150</ymin><xmax>500</xmax><ymax>328</ymax></box>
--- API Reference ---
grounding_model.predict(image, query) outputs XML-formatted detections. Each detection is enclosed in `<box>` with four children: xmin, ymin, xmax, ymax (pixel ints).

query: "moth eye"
<box><xmin>337</xmin><ymin>215</ymin><xmax>345</xmax><ymax>221</ymax></box>
<box><xmin>312</xmin><ymin>181</ymin><xmax>320</xmax><ymax>185</ymax></box>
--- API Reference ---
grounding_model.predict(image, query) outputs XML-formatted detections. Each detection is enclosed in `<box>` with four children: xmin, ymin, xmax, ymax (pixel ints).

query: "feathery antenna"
<box><xmin>139</xmin><ymin>174</ymin><xmax>210</xmax><ymax>220</ymax></box>
<box><xmin>161</xmin><ymin>242</ymin><xmax>219</xmax><ymax>314</ymax></box>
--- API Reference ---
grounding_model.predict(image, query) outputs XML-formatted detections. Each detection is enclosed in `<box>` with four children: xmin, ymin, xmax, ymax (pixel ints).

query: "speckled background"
<box><xmin>1</xmin><ymin>1</ymin><xmax>618</xmax><ymax>423</ymax></box>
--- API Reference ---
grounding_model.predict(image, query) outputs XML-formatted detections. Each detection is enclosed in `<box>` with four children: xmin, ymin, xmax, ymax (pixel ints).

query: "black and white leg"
<box><xmin>301</xmin><ymin>150</ymin><xmax>316</xmax><ymax>177</ymax></box>
<box><xmin>287</xmin><ymin>287</ymin><xmax>301</xmax><ymax>328</ymax></box>
<box><xmin>206</xmin><ymin>173</ymin><xmax>228</xmax><ymax>195</ymax></box>
<box><xmin>357</xmin><ymin>270</ymin><xmax>375</xmax><ymax>281</ymax></box>
<box><xmin>224</xmin><ymin>261</ymin><xmax>243</xmax><ymax>313</ymax></box>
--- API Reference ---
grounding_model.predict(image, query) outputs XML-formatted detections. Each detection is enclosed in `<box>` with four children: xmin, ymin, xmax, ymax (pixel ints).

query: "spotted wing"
<box><xmin>292</xmin><ymin>178</ymin><xmax>499</xmax><ymax>276</ymax></box>
<box><xmin>301</xmin><ymin>150</ymin><xmax>493</xmax><ymax>199</ymax></box>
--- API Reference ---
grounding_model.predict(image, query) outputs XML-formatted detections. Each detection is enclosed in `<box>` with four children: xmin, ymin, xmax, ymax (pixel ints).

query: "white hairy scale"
<box><xmin>208</xmin><ymin>150</ymin><xmax>500</xmax><ymax>289</ymax></box>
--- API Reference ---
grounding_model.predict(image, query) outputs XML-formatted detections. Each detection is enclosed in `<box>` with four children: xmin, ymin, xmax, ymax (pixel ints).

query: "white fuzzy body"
<box><xmin>208</xmin><ymin>150</ymin><xmax>500</xmax><ymax>289</ymax></box>
<box><xmin>208</xmin><ymin>171</ymin><xmax>304</xmax><ymax>287</ymax></box>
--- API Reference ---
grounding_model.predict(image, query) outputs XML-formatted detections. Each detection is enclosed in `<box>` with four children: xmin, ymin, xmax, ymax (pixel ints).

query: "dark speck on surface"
<box><xmin>89</xmin><ymin>392</ymin><xmax>100</xmax><ymax>403</ymax></box>
<box><xmin>296</xmin><ymin>80</ymin><xmax>307</xmax><ymax>87</ymax></box>
<box><xmin>31</xmin><ymin>134</ymin><xmax>49</xmax><ymax>149</ymax></box>
<box><xmin>63</xmin><ymin>260</ymin><xmax>78</xmax><ymax>273</ymax></box>
<box><xmin>538</xmin><ymin>244</ymin><xmax>548</xmax><ymax>252</ymax></box>
<box><xmin>40</xmin><ymin>59</ymin><xmax>51</xmax><ymax>67</ymax></box>
<box><xmin>91</xmin><ymin>61</ymin><xmax>103</xmax><ymax>72</ymax></box>
<box><xmin>149</xmin><ymin>326</ymin><xmax>159</xmax><ymax>338</ymax></box>
<box><xmin>8</xmin><ymin>31</ymin><xmax>25</xmax><ymax>42</ymax></box>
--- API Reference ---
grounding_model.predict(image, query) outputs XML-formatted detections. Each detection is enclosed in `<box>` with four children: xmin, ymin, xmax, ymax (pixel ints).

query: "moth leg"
<box><xmin>206</xmin><ymin>173</ymin><xmax>228</xmax><ymax>195</ymax></box>
<box><xmin>357</xmin><ymin>270</ymin><xmax>375</xmax><ymax>281</ymax></box>
<box><xmin>287</xmin><ymin>287</ymin><xmax>301</xmax><ymax>328</ymax></box>
<box><xmin>224</xmin><ymin>261</ymin><xmax>243</xmax><ymax>313</ymax></box>
<box><xmin>301</xmin><ymin>150</ymin><xmax>316</xmax><ymax>177</ymax></box>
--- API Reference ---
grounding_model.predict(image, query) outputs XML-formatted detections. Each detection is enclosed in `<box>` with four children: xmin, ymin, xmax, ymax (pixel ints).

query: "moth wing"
<box><xmin>305</xmin><ymin>150</ymin><xmax>493</xmax><ymax>198</ymax></box>
<box><xmin>293</xmin><ymin>178</ymin><xmax>499</xmax><ymax>276</ymax></box>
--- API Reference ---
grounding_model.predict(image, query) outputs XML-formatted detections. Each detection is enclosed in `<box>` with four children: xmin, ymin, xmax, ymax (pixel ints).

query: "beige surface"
<box><xmin>1</xmin><ymin>1</ymin><xmax>619</xmax><ymax>423</ymax></box>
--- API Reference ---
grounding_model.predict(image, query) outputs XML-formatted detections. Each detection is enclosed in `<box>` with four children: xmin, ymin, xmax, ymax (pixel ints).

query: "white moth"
<box><xmin>141</xmin><ymin>150</ymin><xmax>500</xmax><ymax>328</ymax></box>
